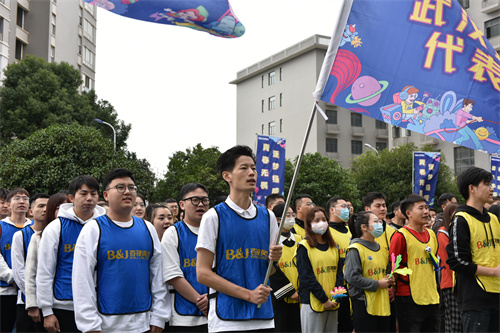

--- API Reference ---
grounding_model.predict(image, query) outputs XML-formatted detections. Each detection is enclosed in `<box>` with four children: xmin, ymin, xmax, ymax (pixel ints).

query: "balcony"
<box><xmin>351</xmin><ymin>127</ymin><xmax>366</xmax><ymax>137</ymax></box>
<box><xmin>489</xmin><ymin>35</ymin><xmax>500</xmax><ymax>52</ymax></box>
<box><xmin>16</xmin><ymin>27</ymin><xmax>28</xmax><ymax>44</ymax></box>
<box><xmin>376</xmin><ymin>128</ymin><xmax>389</xmax><ymax>139</ymax></box>
<box><xmin>326</xmin><ymin>124</ymin><xmax>340</xmax><ymax>134</ymax></box>
<box><xmin>482</xmin><ymin>0</ymin><xmax>500</xmax><ymax>13</ymax></box>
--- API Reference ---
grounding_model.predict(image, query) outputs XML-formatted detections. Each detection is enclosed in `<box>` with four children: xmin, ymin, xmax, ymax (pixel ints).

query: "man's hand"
<box><xmin>323</xmin><ymin>300</ymin><xmax>337</xmax><ymax>310</ymax></box>
<box><xmin>269</xmin><ymin>243</ymin><xmax>283</xmax><ymax>261</ymax></box>
<box><xmin>28</xmin><ymin>307</ymin><xmax>41</xmax><ymax>322</ymax></box>
<box><xmin>196</xmin><ymin>294</ymin><xmax>208</xmax><ymax>316</ymax></box>
<box><xmin>247</xmin><ymin>284</ymin><xmax>272</xmax><ymax>305</ymax></box>
<box><xmin>150</xmin><ymin>325</ymin><xmax>163</xmax><ymax>333</ymax></box>
<box><xmin>290</xmin><ymin>291</ymin><xmax>299</xmax><ymax>301</ymax></box>
<box><xmin>44</xmin><ymin>314</ymin><xmax>60</xmax><ymax>332</ymax></box>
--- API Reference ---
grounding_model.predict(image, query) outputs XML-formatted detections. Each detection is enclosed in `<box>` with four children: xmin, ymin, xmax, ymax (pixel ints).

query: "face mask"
<box><xmin>311</xmin><ymin>221</ymin><xmax>328</xmax><ymax>235</ymax></box>
<box><xmin>370</xmin><ymin>222</ymin><xmax>384</xmax><ymax>238</ymax></box>
<box><xmin>283</xmin><ymin>217</ymin><xmax>296</xmax><ymax>230</ymax></box>
<box><xmin>336</xmin><ymin>208</ymin><xmax>350</xmax><ymax>222</ymax></box>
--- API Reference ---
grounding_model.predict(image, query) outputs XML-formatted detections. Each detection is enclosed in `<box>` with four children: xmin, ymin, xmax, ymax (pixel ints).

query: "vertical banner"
<box><xmin>413</xmin><ymin>152</ymin><xmax>441</xmax><ymax>207</ymax></box>
<box><xmin>491</xmin><ymin>156</ymin><xmax>500</xmax><ymax>197</ymax></box>
<box><xmin>254</xmin><ymin>135</ymin><xmax>286</xmax><ymax>206</ymax></box>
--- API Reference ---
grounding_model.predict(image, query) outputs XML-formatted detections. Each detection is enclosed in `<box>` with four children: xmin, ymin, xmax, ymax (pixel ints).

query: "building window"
<box><xmin>485</xmin><ymin>17</ymin><xmax>500</xmax><ymax>39</ymax></box>
<box><xmin>82</xmin><ymin>73</ymin><xmax>94</xmax><ymax>92</ymax></box>
<box><xmin>457</xmin><ymin>0</ymin><xmax>469</xmax><ymax>9</ymax></box>
<box><xmin>454</xmin><ymin>147</ymin><xmax>474</xmax><ymax>176</ymax></box>
<box><xmin>51</xmin><ymin>14</ymin><xmax>56</xmax><ymax>36</ymax></box>
<box><xmin>83</xmin><ymin>47</ymin><xmax>94</xmax><ymax>69</ymax></box>
<box><xmin>280</xmin><ymin>119</ymin><xmax>283</xmax><ymax>133</ymax></box>
<box><xmin>85</xmin><ymin>2</ymin><xmax>95</xmax><ymax>15</ymax></box>
<box><xmin>262</xmin><ymin>124</ymin><xmax>265</xmax><ymax>135</ymax></box>
<box><xmin>280</xmin><ymin>93</ymin><xmax>283</xmax><ymax>107</ymax></box>
<box><xmin>261</xmin><ymin>100</ymin><xmax>264</xmax><ymax>113</ymax></box>
<box><xmin>326</xmin><ymin>138</ymin><xmax>338</xmax><ymax>153</ymax></box>
<box><xmin>326</xmin><ymin>110</ymin><xmax>337</xmax><ymax>124</ymax></box>
<box><xmin>269</xmin><ymin>121</ymin><xmax>276</xmax><ymax>135</ymax></box>
<box><xmin>393</xmin><ymin>126</ymin><xmax>401</xmax><ymax>138</ymax></box>
<box><xmin>376</xmin><ymin>142</ymin><xmax>387</xmax><ymax>151</ymax></box>
<box><xmin>50</xmin><ymin>46</ymin><xmax>55</xmax><ymax>62</ymax></box>
<box><xmin>0</xmin><ymin>18</ymin><xmax>4</xmax><ymax>42</ymax></box>
<box><xmin>15</xmin><ymin>40</ymin><xmax>24</xmax><ymax>60</ymax></box>
<box><xmin>78</xmin><ymin>36</ymin><xmax>82</xmax><ymax>55</ymax></box>
<box><xmin>279</xmin><ymin>67</ymin><xmax>283</xmax><ymax>81</ymax></box>
<box><xmin>268</xmin><ymin>71</ymin><xmax>275</xmax><ymax>85</ymax></box>
<box><xmin>261</xmin><ymin>75</ymin><xmax>264</xmax><ymax>88</ymax></box>
<box><xmin>375</xmin><ymin>120</ymin><xmax>387</xmax><ymax>129</ymax></box>
<box><xmin>17</xmin><ymin>6</ymin><xmax>25</xmax><ymax>29</ymax></box>
<box><xmin>351</xmin><ymin>113</ymin><xmax>362</xmax><ymax>127</ymax></box>
<box><xmin>268</xmin><ymin>96</ymin><xmax>275</xmax><ymax>110</ymax></box>
<box><xmin>84</xmin><ymin>19</ymin><xmax>95</xmax><ymax>41</ymax></box>
<box><xmin>405</xmin><ymin>129</ymin><xmax>412</xmax><ymax>136</ymax></box>
<box><xmin>79</xmin><ymin>7</ymin><xmax>83</xmax><ymax>26</ymax></box>
<box><xmin>351</xmin><ymin>140</ymin><xmax>363</xmax><ymax>155</ymax></box>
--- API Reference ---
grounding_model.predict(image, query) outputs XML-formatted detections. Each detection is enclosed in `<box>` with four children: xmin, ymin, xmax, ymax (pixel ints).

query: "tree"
<box><xmin>284</xmin><ymin>153</ymin><xmax>361</xmax><ymax>209</ymax></box>
<box><xmin>0</xmin><ymin>124</ymin><xmax>155</xmax><ymax>198</ymax></box>
<box><xmin>350</xmin><ymin>143</ymin><xmax>461</xmax><ymax>209</ymax></box>
<box><xmin>151</xmin><ymin>144</ymin><xmax>228</xmax><ymax>203</ymax></box>
<box><xmin>0</xmin><ymin>55</ymin><xmax>130</xmax><ymax>149</ymax></box>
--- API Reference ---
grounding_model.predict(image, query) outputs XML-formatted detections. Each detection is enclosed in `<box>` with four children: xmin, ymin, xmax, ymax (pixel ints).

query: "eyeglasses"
<box><xmin>106</xmin><ymin>185</ymin><xmax>138</xmax><ymax>193</ymax></box>
<box><xmin>12</xmin><ymin>196</ymin><xmax>29</xmax><ymax>202</ymax></box>
<box><xmin>182</xmin><ymin>196</ymin><xmax>210</xmax><ymax>206</ymax></box>
<box><xmin>336</xmin><ymin>204</ymin><xmax>348</xmax><ymax>209</ymax></box>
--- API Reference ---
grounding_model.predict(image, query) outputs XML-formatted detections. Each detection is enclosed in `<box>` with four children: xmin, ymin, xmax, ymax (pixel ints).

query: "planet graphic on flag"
<box><xmin>345</xmin><ymin>76</ymin><xmax>389</xmax><ymax>106</ymax></box>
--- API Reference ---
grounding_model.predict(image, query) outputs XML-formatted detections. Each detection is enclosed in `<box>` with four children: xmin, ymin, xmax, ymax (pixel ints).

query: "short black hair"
<box><xmin>179</xmin><ymin>183</ymin><xmax>209</xmax><ymax>200</ymax></box>
<box><xmin>457</xmin><ymin>167</ymin><xmax>493</xmax><ymax>201</ymax></box>
<box><xmin>429</xmin><ymin>208</ymin><xmax>437</xmax><ymax>213</ymax></box>
<box><xmin>214</xmin><ymin>195</ymin><xmax>227</xmax><ymax>206</ymax></box>
<box><xmin>68</xmin><ymin>175</ymin><xmax>100</xmax><ymax>197</ymax></box>
<box><xmin>272</xmin><ymin>202</ymin><xmax>286</xmax><ymax>220</ymax></box>
<box><xmin>265</xmin><ymin>193</ymin><xmax>285</xmax><ymax>207</ymax></box>
<box><xmin>164</xmin><ymin>198</ymin><xmax>177</xmax><ymax>204</ymax></box>
<box><xmin>217</xmin><ymin>145</ymin><xmax>256</xmax><ymax>178</ymax></box>
<box><xmin>362</xmin><ymin>192</ymin><xmax>386</xmax><ymax>208</ymax></box>
<box><xmin>29</xmin><ymin>193</ymin><xmax>50</xmax><ymax>207</ymax></box>
<box><xmin>400</xmin><ymin>194</ymin><xmax>427</xmax><ymax>219</ymax></box>
<box><xmin>437</xmin><ymin>193</ymin><xmax>456</xmax><ymax>207</ymax></box>
<box><xmin>291</xmin><ymin>194</ymin><xmax>311</xmax><ymax>213</ymax></box>
<box><xmin>391</xmin><ymin>200</ymin><xmax>401</xmax><ymax>212</ymax></box>
<box><xmin>102</xmin><ymin>169</ymin><xmax>135</xmax><ymax>192</ymax></box>
<box><xmin>7</xmin><ymin>188</ymin><xmax>29</xmax><ymax>202</ymax></box>
<box><xmin>0</xmin><ymin>188</ymin><xmax>9</xmax><ymax>201</ymax></box>
<box><xmin>326</xmin><ymin>196</ymin><xmax>345</xmax><ymax>212</ymax></box>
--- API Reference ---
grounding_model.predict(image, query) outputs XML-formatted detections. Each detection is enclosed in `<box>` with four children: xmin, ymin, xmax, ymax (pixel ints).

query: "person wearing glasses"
<box><xmin>72</xmin><ymin>169</ymin><xmax>170</xmax><ymax>333</ymax></box>
<box><xmin>0</xmin><ymin>188</ymin><xmax>32</xmax><ymax>333</ymax></box>
<box><xmin>162</xmin><ymin>183</ymin><xmax>210</xmax><ymax>332</ymax></box>
<box><xmin>36</xmin><ymin>176</ymin><xmax>105</xmax><ymax>333</ymax></box>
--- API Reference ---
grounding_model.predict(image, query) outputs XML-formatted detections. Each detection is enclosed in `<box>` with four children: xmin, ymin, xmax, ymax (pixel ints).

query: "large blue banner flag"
<box><xmin>254</xmin><ymin>136</ymin><xmax>286</xmax><ymax>207</ymax></box>
<box><xmin>413</xmin><ymin>152</ymin><xmax>441</xmax><ymax>207</ymax></box>
<box><xmin>491</xmin><ymin>156</ymin><xmax>500</xmax><ymax>196</ymax></box>
<box><xmin>314</xmin><ymin>0</ymin><xmax>500</xmax><ymax>154</ymax></box>
<box><xmin>85</xmin><ymin>0</ymin><xmax>244</xmax><ymax>38</ymax></box>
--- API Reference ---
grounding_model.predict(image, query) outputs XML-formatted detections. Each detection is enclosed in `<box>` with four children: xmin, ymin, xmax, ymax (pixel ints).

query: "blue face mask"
<box><xmin>370</xmin><ymin>222</ymin><xmax>384</xmax><ymax>238</ymax></box>
<box><xmin>337</xmin><ymin>208</ymin><xmax>350</xmax><ymax>222</ymax></box>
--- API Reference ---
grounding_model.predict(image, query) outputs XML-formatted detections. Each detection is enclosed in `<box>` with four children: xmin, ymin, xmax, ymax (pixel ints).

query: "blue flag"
<box><xmin>314</xmin><ymin>0</ymin><xmax>500</xmax><ymax>154</ymax></box>
<box><xmin>491</xmin><ymin>156</ymin><xmax>500</xmax><ymax>196</ymax></box>
<box><xmin>413</xmin><ymin>152</ymin><xmax>441</xmax><ymax>207</ymax></box>
<box><xmin>85</xmin><ymin>0</ymin><xmax>244</xmax><ymax>38</ymax></box>
<box><xmin>254</xmin><ymin>135</ymin><xmax>286</xmax><ymax>207</ymax></box>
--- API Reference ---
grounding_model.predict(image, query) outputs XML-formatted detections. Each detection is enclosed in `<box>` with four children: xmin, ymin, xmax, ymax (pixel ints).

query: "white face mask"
<box><xmin>283</xmin><ymin>217</ymin><xmax>296</xmax><ymax>230</ymax></box>
<box><xmin>311</xmin><ymin>221</ymin><xmax>328</xmax><ymax>235</ymax></box>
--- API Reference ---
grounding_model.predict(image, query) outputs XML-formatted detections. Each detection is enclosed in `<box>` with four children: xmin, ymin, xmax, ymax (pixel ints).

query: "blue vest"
<box><xmin>20</xmin><ymin>226</ymin><xmax>35</xmax><ymax>302</ymax></box>
<box><xmin>96</xmin><ymin>215</ymin><xmax>153</xmax><ymax>315</ymax></box>
<box><xmin>54</xmin><ymin>217</ymin><xmax>83</xmax><ymax>300</ymax></box>
<box><xmin>0</xmin><ymin>221</ymin><xmax>22</xmax><ymax>287</ymax></box>
<box><xmin>214</xmin><ymin>203</ymin><xmax>273</xmax><ymax>320</ymax></box>
<box><xmin>174</xmin><ymin>221</ymin><xmax>208</xmax><ymax>316</ymax></box>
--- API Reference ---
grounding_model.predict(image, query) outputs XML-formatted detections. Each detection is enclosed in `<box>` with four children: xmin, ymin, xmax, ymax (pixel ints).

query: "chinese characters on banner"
<box><xmin>413</xmin><ymin>152</ymin><xmax>441</xmax><ymax>207</ymax></box>
<box><xmin>491</xmin><ymin>156</ymin><xmax>500</xmax><ymax>197</ymax></box>
<box><xmin>254</xmin><ymin>135</ymin><xmax>286</xmax><ymax>206</ymax></box>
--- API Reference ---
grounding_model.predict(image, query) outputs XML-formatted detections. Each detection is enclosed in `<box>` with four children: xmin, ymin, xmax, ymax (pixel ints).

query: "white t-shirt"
<box><xmin>195</xmin><ymin>198</ymin><xmax>278</xmax><ymax>332</ymax></box>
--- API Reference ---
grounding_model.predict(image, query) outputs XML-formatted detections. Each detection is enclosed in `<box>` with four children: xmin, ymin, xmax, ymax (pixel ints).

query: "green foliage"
<box><xmin>284</xmin><ymin>153</ymin><xmax>361</xmax><ymax>209</ymax></box>
<box><xmin>0</xmin><ymin>124</ymin><xmax>155</xmax><ymax>198</ymax></box>
<box><xmin>151</xmin><ymin>144</ymin><xmax>228</xmax><ymax>202</ymax></box>
<box><xmin>350</xmin><ymin>143</ymin><xmax>461</xmax><ymax>208</ymax></box>
<box><xmin>0</xmin><ymin>55</ymin><xmax>130</xmax><ymax>149</ymax></box>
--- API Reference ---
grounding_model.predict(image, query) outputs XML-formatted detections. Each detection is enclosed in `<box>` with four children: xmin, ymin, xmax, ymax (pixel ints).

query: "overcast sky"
<box><xmin>94</xmin><ymin>0</ymin><xmax>343</xmax><ymax>177</ymax></box>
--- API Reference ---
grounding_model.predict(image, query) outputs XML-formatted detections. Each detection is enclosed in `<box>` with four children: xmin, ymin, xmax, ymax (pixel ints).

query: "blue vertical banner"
<box><xmin>413</xmin><ymin>152</ymin><xmax>441</xmax><ymax>207</ymax></box>
<box><xmin>491</xmin><ymin>156</ymin><xmax>500</xmax><ymax>197</ymax></box>
<box><xmin>254</xmin><ymin>135</ymin><xmax>286</xmax><ymax>206</ymax></box>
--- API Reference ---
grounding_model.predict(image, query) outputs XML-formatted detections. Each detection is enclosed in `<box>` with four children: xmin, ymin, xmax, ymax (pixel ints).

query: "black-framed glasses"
<box><xmin>106</xmin><ymin>185</ymin><xmax>138</xmax><ymax>193</ymax></box>
<box><xmin>182</xmin><ymin>196</ymin><xmax>210</xmax><ymax>206</ymax></box>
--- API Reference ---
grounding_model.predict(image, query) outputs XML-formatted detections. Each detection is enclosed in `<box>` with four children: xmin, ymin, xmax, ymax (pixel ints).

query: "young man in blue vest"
<box><xmin>446</xmin><ymin>167</ymin><xmax>500</xmax><ymax>332</ymax></box>
<box><xmin>73</xmin><ymin>168</ymin><xmax>170</xmax><ymax>333</ymax></box>
<box><xmin>12</xmin><ymin>193</ymin><xmax>49</xmax><ymax>332</ymax></box>
<box><xmin>162</xmin><ymin>183</ymin><xmax>210</xmax><ymax>332</ymax></box>
<box><xmin>37</xmin><ymin>175</ymin><xmax>105</xmax><ymax>332</ymax></box>
<box><xmin>0</xmin><ymin>188</ymin><xmax>32</xmax><ymax>332</ymax></box>
<box><xmin>196</xmin><ymin>145</ymin><xmax>283</xmax><ymax>332</ymax></box>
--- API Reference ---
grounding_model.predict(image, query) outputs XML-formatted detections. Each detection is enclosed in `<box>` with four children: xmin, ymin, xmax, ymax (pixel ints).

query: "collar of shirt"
<box><xmin>225</xmin><ymin>197</ymin><xmax>256</xmax><ymax>219</ymax></box>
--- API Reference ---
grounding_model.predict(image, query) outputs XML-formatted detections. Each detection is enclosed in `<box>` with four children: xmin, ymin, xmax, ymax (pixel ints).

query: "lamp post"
<box><xmin>94</xmin><ymin>118</ymin><xmax>116</xmax><ymax>151</ymax></box>
<box><xmin>364</xmin><ymin>143</ymin><xmax>379</xmax><ymax>155</ymax></box>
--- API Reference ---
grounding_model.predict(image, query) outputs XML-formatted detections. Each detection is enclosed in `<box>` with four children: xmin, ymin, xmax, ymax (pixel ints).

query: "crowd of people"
<box><xmin>0</xmin><ymin>145</ymin><xmax>499</xmax><ymax>333</ymax></box>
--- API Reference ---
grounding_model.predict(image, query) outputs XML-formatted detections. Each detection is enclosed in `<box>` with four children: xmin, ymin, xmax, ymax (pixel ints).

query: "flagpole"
<box><xmin>258</xmin><ymin>101</ymin><xmax>318</xmax><ymax>308</ymax></box>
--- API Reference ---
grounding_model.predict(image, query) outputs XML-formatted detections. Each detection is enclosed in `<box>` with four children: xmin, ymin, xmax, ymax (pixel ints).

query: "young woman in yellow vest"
<box><xmin>345</xmin><ymin>210</ymin><xmax>395</xmax><ymax>332</ymax></box>
<box><xmin>296</xmin><ymin>206</ymin><xmax>340</xmax><ymax>333</ymax></box>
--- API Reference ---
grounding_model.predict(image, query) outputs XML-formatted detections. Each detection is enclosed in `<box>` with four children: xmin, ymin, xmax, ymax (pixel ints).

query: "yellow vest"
<box><xmin>399</xmin><ymin>227</ymin><xmax>440</xmax><ymax>305</ymax></box>
<box><xmin>329</xmin><ymin>226</ymin><xmax>352</xmax><ymax>259</ymax></box>
<box><xmin>375</xmin><ymin>223</ymin><xmax>395</xmax><ymax>253</ymax></box>
<box><xmin>347</xmin><ymin>242</ymin><xmax>390</xmax><ymax>316</ymax></box>
<box><xmin>455</xmin><ymin>211</ymin><xmax>500</xmax><ymax>293</ymax></box>
<box><xmin>278</xmin><ymin>233</ymin><xmax>302</xmax><ymax>304</ymax></box>
<box><xmin>293</xmin><ymin>223</ymin><xmax>306</xmax><ymax>238</ymax></box>
<box><xmin>299</xmin><ymin>239</ymin><xmax>339</xmax><ymax>312</ymax></box>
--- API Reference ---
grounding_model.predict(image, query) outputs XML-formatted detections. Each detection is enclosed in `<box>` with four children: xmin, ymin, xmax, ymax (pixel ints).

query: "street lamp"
<box><xmin>364</xmin><ymin>143</ymin><xmax>379</xmax><ymax>155</ymax></box>
<box><xmin>94</xmin><ymin>118</ymin><xmax>116</xmax><ymax>151</ymax></box>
